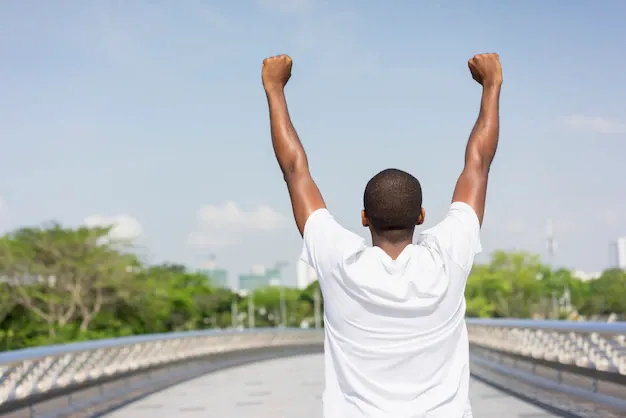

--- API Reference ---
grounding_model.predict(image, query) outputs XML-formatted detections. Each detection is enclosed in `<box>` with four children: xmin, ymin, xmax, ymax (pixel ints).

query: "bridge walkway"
<box><xmin>104</xmin><ymin>353</ymin><xmax>559</xmax><ymax>418</ymax></box>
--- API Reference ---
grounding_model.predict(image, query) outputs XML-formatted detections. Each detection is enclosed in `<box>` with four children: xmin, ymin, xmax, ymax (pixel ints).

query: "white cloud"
<box><xmin>189</xmin><ymin>201</ymin><xmax>288</xmax><ymax>248</ymax></box>
<box><xmin>197</xmin><ymin>201</ymin><xmax>287</xmax><ymax>231</ymax></box>
<box><xmin>562</xmin><ymin>115</ymin><xmax>626</xmax><ymax>134</ymax></box>
<box><xmin>84</xmin><ymin>214</ymin><xmax>143</xmax><ymax>241</ymax></box>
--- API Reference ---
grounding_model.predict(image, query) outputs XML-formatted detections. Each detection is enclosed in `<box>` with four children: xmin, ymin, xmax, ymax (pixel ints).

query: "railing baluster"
<box><xmin>0</xmin><ymin>321</ymin><xmax>624</xmax><ymax>417</ymax></box>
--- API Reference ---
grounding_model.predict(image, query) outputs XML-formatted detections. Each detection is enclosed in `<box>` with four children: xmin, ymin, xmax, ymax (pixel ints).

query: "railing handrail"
<box><xmin>3</xmin><ymin>319</ymin><xmax>625</xmax><ymax>363</ymax></box>
<box><xmin>0</xmin><ymin>321</ymin><xmax>623</xmax><ymax>417</ymax></box>
<box><xmin>465</xmin><ymin>318</ymin><xmax>626</xmax><ymax>334</ymax></box>
<box><xmin>0</xmin><ymin>328</ymin><xmax>324</xmax><ymax>417</ymax></box>
<box><xmin>0</xmin><ymin>327</ymin><xmax>317</xmax><ymax>364</ymax></box>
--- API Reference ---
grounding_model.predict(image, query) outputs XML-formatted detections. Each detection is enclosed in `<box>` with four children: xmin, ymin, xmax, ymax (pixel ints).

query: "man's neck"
<box><xmin>372</xmin><ymin>239</ymin><xmax>412</xmax><ymax>260</ymax></box>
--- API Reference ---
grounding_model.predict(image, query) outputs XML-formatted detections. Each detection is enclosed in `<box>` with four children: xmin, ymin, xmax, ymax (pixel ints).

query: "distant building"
<box><xmin>239</xmin><ymin>264</ymin><xmax>283</xmax><ymax>293</ymax></box>
<box><xmin>239</xmin><ymin>274</ymin><xmax>270</xmax><ymax>293</ymax></box>
<box><xmin>617</xmin><ymin>237</ymin><xmax>626</xmax><ymax>269</ymax></box>
<box><xmin>198</xmin><ymin>257</ymin><xmax>230</xmax><ymax>289</ymax></box>
<box><xmin>572</xmin><ymin>270</ymin><xmax>601</xmax><ymax>282</ymax></box>
<box><xmin>296</xmin><ymin>259</ymin><xmax>317</xmax><ymax>290</ymax></box>
<box><xmin>250</xmin><ymin>264</ymin><xmax>266</xmax><ymax>275</ymax></box>
<box><xmin>199</xmin><ymin>268</ymin><xmax>229</xmax><ymax>288</ymax></box>
<box><xmin>264</xmin><ymin>265</ymin><xmax>282</xmax><ymax>287</ymax></box>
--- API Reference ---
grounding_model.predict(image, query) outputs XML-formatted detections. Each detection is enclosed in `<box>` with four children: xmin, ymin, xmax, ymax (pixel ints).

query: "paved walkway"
<box><xmin>105</xmin><ymin>353</ymin><xmax>558</xmax><ymax>418</ymax></box>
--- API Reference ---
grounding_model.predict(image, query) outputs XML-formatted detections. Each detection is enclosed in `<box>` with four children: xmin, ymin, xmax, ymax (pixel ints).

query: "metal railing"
<box><xmin>0</xmin><ymin>328</ymin><xmax>323</xmax><ymax>417</ymax></box>
<box><xmin>466</xmin><ymin>319</ymin><xmax>626</xmax><ymax>417</ymax></box>
<box><xmin>0</xmin><ymin>320</ymin><xmax>625</xmax><ymax>417</ymax></box>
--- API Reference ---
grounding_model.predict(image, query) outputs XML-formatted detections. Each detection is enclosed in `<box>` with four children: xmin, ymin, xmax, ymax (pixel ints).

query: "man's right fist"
<box><xmin>468</xmin><ymin>53</ymin><xmax>502</xmax><ymax>87</ymax></box>
<box><xmin>262</xmin><ymin>54</ymin><xmax>292</xmax><ymax>92</ymax></box>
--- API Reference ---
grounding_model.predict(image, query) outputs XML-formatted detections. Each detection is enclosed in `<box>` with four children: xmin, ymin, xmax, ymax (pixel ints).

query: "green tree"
<box><xmin>0</xmin><ymin>283</ymin><xmax>15</xmax><ymax>324</ymax></box>
<box><xmin>581</xmin><ymin>269</ymin><xmax>626</xmax><ymax>315</ymax></box>
<box><xmin>1</xmin><ymin>218</ymin><xmax>624</xmax><ymax>352</ymax></box>
<box><xmin>0</xmin><ymin>224</ymin><xmax>139</xmax><ymax>344</ymax></box>
<box><xmin>465</xmin><ymin>251</ymin><xmax>546</xmax><ymax>318</ymax></box>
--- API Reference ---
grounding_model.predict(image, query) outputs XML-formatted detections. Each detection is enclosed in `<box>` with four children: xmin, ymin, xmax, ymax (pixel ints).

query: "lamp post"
<box><xmin>546</xmin><ymin>218</ymin><xmax>558</xmax><ymax>319</ymax></box>
<box><xmin>248</xmin><ymin>292</ymin><xmax>255</xmax><ymax>328</ymax></box>
<box><xmin>275</xmin><ymin>261</ymin><xmax>288</xmax><ymax>327</ymax></box>
<box><xmin>231</xmin><ymin>299</ymin><xmax>238</xmax><ymax>328</ymax></box>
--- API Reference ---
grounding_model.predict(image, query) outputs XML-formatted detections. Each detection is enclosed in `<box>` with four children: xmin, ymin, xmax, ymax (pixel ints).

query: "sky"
<box><xmin>0</xmin><ymin>1</ymin><xmax>625</xmax><ymax>287</ymax></box>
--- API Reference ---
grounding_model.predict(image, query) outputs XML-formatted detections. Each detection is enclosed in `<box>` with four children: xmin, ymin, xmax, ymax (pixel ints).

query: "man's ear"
<box><xmin>361</xmin><ymin>210</ymin><xmax>369</xmax><ymax>227</ymax></box>
<box><xmin>416</xmin><ymin>207</ymin><xmax>426</xmax><ymax>226</ymax></box>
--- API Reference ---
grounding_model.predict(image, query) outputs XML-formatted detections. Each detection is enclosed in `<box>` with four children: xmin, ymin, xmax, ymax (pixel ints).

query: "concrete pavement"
<box><xmin>104</xmin><ymin>353</ymin><xmax>559</xmax><ymax>418</ymax></box>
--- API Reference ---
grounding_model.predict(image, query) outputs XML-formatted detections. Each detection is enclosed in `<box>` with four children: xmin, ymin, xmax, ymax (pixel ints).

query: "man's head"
<box><xmin>362</xmin><ymin>169</ymin><xmax>425</xmax><ymax>244</ymax></box>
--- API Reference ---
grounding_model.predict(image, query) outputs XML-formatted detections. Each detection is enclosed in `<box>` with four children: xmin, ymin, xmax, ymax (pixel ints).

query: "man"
<box><xmin>262</xmin><ymin>53</ymin><xmax>502</xmax><ymax>417</ymax></box>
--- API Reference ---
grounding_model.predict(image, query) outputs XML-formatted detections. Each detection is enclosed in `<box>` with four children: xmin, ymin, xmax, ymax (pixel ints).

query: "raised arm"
<box><xmin>452</xmin><ymin>53</ymin><xmax>503</xmax><ymax>225</ymax></box>
<box><xmin>262</xmin><ymin>54</ymin><xmax>325</xmax><ymax>236</ymax></box>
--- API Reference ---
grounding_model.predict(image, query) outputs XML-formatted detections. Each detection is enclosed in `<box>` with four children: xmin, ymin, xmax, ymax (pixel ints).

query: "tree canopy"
<box><xmin>0</xmin><ymin>224</ymin><xmax>623</xmax><ymax>351</ymax></box>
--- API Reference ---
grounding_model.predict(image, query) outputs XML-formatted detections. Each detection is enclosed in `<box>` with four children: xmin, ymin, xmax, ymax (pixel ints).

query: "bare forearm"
<box><xmin>266</xmin><ymin>89</ymin><xmax>309</xmax><ymax>176</ymax></box>
<box><xmin>465</xmin><ymin>84</ymin><xmax>501</xmax><ymax>170</ymax></box>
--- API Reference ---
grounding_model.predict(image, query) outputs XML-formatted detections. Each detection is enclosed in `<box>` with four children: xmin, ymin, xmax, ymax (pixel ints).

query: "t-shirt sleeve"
<box><xmin>419</xmin><ymin>202</ymin><xmax>482</xmax><ymax>273</ymax></box>
<box><xmin>300</xmin><ymin>209</ymin><xmax>366</xmax><ymax>278</ymax></box>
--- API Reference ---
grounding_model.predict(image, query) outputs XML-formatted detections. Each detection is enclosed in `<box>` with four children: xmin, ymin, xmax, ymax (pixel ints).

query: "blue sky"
<box><xmin>1</xmin><ymin>1</ymin><xmax>625</xmax><ymax>287</ymax></box>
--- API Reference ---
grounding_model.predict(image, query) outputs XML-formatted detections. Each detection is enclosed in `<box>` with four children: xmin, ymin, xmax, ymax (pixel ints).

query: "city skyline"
<box><xmin>0</xmin><ymin>1</ymin><xmax>625</xmax><ymax>286</ymax></box>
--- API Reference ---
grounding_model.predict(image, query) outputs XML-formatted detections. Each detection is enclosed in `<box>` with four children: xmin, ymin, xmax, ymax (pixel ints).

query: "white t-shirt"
<box><xmin>300</xmin><ymin>202</ymin><xmax>482</xmax><ymax>418</ymax></box>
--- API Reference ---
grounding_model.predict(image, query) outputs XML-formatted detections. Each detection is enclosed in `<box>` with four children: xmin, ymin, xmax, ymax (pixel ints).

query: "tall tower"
<box><xmin>545</xmin><ymin>218</ymin><xmax>556</xmax><ymax>258</ymax></box>
<box><xmin>617</xmin><ymin>237</ymin><xmax>626</xmax><ymax>269</ymax></box>
<box><xmin>203</xmin><ymin>253</ymin><xmax>217</xmax><ymax>269</ymax></box>
<box><xmin>546</xmin><ymin>218</ymin><xmax>558</xmax><ymax>318</ymax></box>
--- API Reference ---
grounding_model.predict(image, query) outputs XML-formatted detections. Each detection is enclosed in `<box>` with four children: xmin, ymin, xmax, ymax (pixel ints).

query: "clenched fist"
<box><xmin>468</xmin><ymin>53</ymin><xmax>502</xmax><ymax>87</ymax></box>
<box><xmin>262</xmin><ymin>54</ymin><xmax>292</xmax><ymax>92</ymax></box>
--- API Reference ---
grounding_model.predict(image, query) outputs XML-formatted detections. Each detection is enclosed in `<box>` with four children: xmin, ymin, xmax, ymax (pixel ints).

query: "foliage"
<box><xmin>0</xmin><ymin>224</ymin><xmax>623</xmax><ymax>351</ymax></box>
<box><xmin>465</xmin><ymin>250</ymin><xmax>626</xmax><ymax>319</ymax></box>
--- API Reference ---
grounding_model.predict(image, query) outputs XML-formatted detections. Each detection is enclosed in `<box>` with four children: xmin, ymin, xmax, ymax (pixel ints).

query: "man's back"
<box><xmin>261</xmin><ymin>51</ymin><xmax>501</xmax><ymax>417</ymax></box>
<box><xmin>301</xmin><ymin>202</ymin><xmax>481</xmax><ymax>418</ymax></box>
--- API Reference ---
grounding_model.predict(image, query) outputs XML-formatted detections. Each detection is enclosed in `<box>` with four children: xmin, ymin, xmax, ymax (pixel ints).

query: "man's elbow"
<box><xmin>282</xmin><ymin>155</ymin><xmax>309</xmax><ymax>182</ymax></box>
<box><xmin>465</xmin><ymin>152</ymin><xmax>492</xmax><ymax>175</ymax></box>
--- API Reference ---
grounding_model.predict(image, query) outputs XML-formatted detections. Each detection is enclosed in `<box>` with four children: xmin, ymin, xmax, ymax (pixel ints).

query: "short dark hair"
<box><xmin>363</xmin><ymin>168</ymin><xmax>423</xmax><ymax>243</ymax></box>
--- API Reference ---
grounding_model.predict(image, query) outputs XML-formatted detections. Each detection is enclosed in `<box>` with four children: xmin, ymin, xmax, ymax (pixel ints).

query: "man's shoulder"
<box><xmin>421</xmin><ymin>202</ymin><xmax>479</xmax><ymax>235</ymax></box>
<box><xmin>417</xmin><ymin>202</ymin><xmax>482</xmax><ymax>262</ymax></box>
<box><xmin>301</xmin><ymin>209</ymin><xmax>367</xmax><ymax>274</ymax></box>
